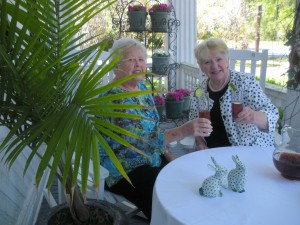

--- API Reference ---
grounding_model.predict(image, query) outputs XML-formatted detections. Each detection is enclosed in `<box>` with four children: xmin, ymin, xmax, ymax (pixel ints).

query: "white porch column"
<box><xmin>172</xmin><ymin>0</ymin><xmax>197</xmax><ymax>66</ymax></box>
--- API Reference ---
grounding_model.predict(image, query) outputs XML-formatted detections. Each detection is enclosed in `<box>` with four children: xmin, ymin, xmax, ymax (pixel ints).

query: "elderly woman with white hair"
<box><xmin>190</xmin><ymin>37</ymin><xmax>278</xmax><ymax>149</ymax></box>
<box><xmin>99</xmin><ymin>37</ymin><xmax>212</xmax><ymax>220</ymax></box>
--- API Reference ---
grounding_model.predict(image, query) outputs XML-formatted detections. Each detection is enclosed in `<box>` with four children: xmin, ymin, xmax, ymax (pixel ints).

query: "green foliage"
<box><xmin>276</xmin><ymin>107</ymin><xmax>284</xmax><ymax>134</ymax></box>
<box><xmin>260</xmin><ymin>0</ymin><xmax>295</xmax><ymax>41</ymax></box>
<box><xmin>148</xmin><ymin>34</ymin><xmax>164</xmax><ymax>49</ymax></box>
<box><xmin>0</xmin><ymin>0</ymin><xmax>152</xmax><ymax>222</ymax></box>
<box><xmin>196</xmin><ymin>0</ymin><xmax>294</xmax><ymax>46</ymax></box>
<box><xmin>145</xmin><ymin>79</ymin><xmax>166</xmax><ymax>92</ymax></box>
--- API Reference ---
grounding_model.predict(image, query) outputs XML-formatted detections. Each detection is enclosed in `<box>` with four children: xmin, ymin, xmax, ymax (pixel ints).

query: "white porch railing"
<box><xmin>176</xmin><ymin>62</ymin><xmax>203</xmax><ymax>91</ymax></box>
<box><xmin>229</xmin><ymin>49</ymin><xmax>268</xmax><ymax>91</ymax></box>
<box><xmin>176</xmin><ymin>48</ymin><xmax>269</xmax><ymax>91</ymax></box>
<box><xmin>0</xmin><ymin>126</ymin><xmax>48</xmax><ymax>225</ymax></box>
<box><xmin>177</xmin><ymin>62</ymin><xmax>287</xmax><ymax>109</ymax></box>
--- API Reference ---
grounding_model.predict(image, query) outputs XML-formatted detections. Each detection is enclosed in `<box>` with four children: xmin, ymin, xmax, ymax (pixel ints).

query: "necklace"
<box><xmin>208</xmin><ymin>74</ymin><xmax>230</xmax><ymax>92</ymax></box>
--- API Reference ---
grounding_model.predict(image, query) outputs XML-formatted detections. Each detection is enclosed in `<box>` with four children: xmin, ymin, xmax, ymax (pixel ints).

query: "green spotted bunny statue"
<box><xmin>199</xmin><ymin>157</ymin><xmax>228</xmax><ymax>198</ymax></box>
<box><xmin>228</xmin><ymin>155</ymin><xmax>246</xmax><ymax>193</ymax></box>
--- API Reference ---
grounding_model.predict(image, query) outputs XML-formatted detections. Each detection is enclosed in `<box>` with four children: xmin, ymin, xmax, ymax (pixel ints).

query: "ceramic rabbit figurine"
<box><xmin>228</xmin><ymin>155</ymin><xmax>246</xmax><ymax>193</ymax></box>
<box><xmin>199</xmin><ymin>157</ymin><xmax>228</xmax><ymax>197</ymax></box>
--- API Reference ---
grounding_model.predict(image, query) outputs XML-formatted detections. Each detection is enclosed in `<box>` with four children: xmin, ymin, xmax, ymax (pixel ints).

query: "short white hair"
<box><xmin>111</xmin><ymin>38</ymin><xmax>147</xmax><ymax>63</ymax></box>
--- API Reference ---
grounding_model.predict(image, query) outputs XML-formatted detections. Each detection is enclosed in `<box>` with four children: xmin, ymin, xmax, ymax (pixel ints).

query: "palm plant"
<box><xmin>0</xmin><ymin>0</ymin><xmax>152</xmax><ymax>224</ymax></box>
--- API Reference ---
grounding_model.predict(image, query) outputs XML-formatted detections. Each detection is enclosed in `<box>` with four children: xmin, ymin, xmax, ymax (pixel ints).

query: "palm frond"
<box><xmin>1</xmin><ymin>0</ymin><xmax>151</xmax><ymax>205</ymax></box>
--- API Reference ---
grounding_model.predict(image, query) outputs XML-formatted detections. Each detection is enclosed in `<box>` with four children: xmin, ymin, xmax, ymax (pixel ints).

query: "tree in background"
<box><xmin>78</xmin><ymin>0</ymin><xmax>295</xmax><ymax>51</ymax></box>
<box><xmin>196</xmin><ymin>0</ymin><xmax>294</xmax><ymax>48</ymax></box>
<box><xmin>287</xmin><ymin>0</ymin><xmax>300</xmax><ymax>88</ymax></box>
<box><xmin>259</xmin><ymin>0</ymin><xmax>294</xmax><ymax>41</ymax></box>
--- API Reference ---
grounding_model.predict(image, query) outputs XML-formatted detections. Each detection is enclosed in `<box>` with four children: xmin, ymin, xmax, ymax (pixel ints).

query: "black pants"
<box><xmin>106</xmin><ymin>156</ymin><xmax>168</xmax><ymax>220</ymax></box>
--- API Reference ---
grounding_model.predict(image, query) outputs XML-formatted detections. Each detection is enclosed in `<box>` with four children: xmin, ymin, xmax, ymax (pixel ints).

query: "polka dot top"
<box><xmin>189</xmin><ymin>70</ymin><xmax>279</xmax><ymax>147</ymax></box>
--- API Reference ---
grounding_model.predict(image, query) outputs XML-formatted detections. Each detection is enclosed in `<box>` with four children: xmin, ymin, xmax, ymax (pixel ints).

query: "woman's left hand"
<box><xmin>234</xmin><ymin>106</ymin><xmax>256</xmax><ymax>124</ymax></box>
<box><xmin>235</xmin><ymin>107</ymin><xmax>268</xmax><ymax>130</ymax></box>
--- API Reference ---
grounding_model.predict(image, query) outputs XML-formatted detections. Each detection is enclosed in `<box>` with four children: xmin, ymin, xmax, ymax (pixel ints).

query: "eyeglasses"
<box><xmin>121</xmin><ymin>57</ymin><xmax>145</xmax><ymax>64</ymax></box>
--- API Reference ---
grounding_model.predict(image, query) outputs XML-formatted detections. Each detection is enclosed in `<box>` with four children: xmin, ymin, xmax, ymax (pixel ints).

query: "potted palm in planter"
<box><xmin>149</xmin><ymin>2</ymin><xmax>173</xmax><ymax>32</ymax></box>
<box><xmin>0</xmin><ymin>0</ymin><xmax>153</xmax><ymax>225</ymax></box>
<box><xmin>152</xmin><ymin>49</ymin><xmax>170</xmax><ymax>75</ymax></box>
<box><xmin>127</xmin><ymin>4</ymin><xmax>148</xmax><ymax>32</ymax></box>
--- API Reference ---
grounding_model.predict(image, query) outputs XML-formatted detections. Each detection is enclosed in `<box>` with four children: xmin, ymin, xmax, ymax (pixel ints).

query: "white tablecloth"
<box><xmin>150</xmin><ymin>146</ymin><xmax>300</xmax><ymax>225</ymax></box>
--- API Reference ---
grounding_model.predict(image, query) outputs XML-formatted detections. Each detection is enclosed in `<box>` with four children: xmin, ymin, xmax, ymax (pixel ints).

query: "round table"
<box><xmin>150</xmin><ymin>146</ymin><xmax>300</xmax><ymax>225</ymax></box>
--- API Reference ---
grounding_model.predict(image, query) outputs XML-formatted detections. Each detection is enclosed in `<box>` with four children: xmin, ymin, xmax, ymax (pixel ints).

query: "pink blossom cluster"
<box><xmin>166</xmin><ymin>91</ymin><xmax>184</xmax><ymax>102</ymax></box>
<box><xmin>153</xmin><ymin>95</ymin><xmax>166</xmax><ymax>105</ymax></box>
<box><xmin>175</xmin><ymin>88</ymin><xmax>191</xmax><ymax>97</ymax></box>
<box><xmin>128</xmin><ymin>4</ymin><xmax>146</xmax><ymax>12</ymax></box>
<box><xmin>149</xmin><ymin>3</ymin><xmax>173</xmax><ymax>13</ymax></box>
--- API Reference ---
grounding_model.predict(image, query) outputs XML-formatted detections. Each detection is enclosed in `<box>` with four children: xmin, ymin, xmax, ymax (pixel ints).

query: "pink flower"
<box><xmin>153</xmin><ymin>95</ymin><xmax>166</xmax><ymax>105</ymax></box>
<box><xmin>166</xmin><ymin>91</ymin><xmax>184</xmax><ymax>102</ymax></box>
<box><xmin>175</xmin><ymin>88</ymin><xmax>191</xmax><ymax>97</ymax></box>
<box><xmin>128</xmin><ymin>5</ymin><xmax>146</xmax><ymax>12</ymax></box>
<box><xmin>149</xmin><ymin>3</ymin><xmax>172</xmax><ymax>13</ymax></box>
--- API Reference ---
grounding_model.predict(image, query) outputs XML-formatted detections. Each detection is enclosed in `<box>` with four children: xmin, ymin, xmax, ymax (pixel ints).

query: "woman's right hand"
<box><xmin>195</xmin><ymin>136</ymin><xmax>208</xmax><ymax>150</ymax></box>
<box><xmin>187</xmin><ymin>118</ymin><xmax>212</xmax><ymax>137</ymax></box>
<box><xmin>164</xmin><ymin>118</ymin><xmax>212</xmax><ymax>146</ymax></box>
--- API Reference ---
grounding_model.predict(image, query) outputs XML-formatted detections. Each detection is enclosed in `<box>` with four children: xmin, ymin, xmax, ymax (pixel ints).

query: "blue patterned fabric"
<box><xmin>99</xmin><ymin>81</ymin><xmax>164</xmax><ymax>187</ymax></box>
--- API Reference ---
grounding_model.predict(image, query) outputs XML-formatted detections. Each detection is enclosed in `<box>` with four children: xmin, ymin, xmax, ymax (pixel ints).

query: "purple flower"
<box><xmin>128</xmin><ymin>4</ymin><xmax>146</xmax><ymax>12</ymax></box>
<box><xmin>166</xmin><ymin>90</ymin><xmax>184</xmax><ymax>102</ymax></box>
<box><xmin>149</xmin><ymin>3</ymin><xmax>173</xmax><ymax>13</ymax></box>
<box><xmin>153</xmin><ymin>95</ymin><xmax>166</xmax><ymax>105</ymax></box>
<box><xmin>175</xmin><ymin>88</ymin><xmax>191</xmax><ymax>97</ymax></box>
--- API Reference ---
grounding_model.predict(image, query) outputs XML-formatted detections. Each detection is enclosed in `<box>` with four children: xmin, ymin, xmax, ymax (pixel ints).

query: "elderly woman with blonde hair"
<box><xmin>190</xmin><ymin>37</ymin><xmax>278</xmax><ymax>149</ymax></box>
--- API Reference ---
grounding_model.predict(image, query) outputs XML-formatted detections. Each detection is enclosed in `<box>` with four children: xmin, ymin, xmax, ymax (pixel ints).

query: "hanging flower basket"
<box><xmin>148</xmin><ymin>3</ymin><xmax>172</xmax><ymax>32</ymax></box>
<box><xmin>152</xmin><ymin>49</ymin><xmax>170</xmax><ymax>75</ymax></box>
<box><xmin>127</xmin><ymin>5</ymin><xmax>148</xmax><ymax>32</ymax></box>
<box><xmin>149</xmin><ymin>12</ymin><xmax>170</xmax><ymax>32</ymax></box>
<box><xmin>127</xmin><ymin>11</ymin><xmax>148</xmax><ymax>31</ymax></box>
<box><xmin>152</xmin><ymin>56</ymin><xmax>170</xmax><ymax>75</ymax></box>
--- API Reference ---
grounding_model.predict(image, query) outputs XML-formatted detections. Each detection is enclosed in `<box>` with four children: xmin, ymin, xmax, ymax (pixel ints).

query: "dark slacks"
<box><xmin>106</xmin><ymin>156</ymin><xmax>168</xmax><ymax>220</ymax></box>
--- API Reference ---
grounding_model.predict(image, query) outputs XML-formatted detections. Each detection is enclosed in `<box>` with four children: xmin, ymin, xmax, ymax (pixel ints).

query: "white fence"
<box><xmin>0</xmin><ymin>126</ymin><xmax>48</xmax><ymax>225</ymax></box>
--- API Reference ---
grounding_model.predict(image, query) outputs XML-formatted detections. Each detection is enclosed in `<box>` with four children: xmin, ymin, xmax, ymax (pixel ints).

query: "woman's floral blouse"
<box><xmin>190</xmin><ymin>70</ymin><xmax>279</xmax><ymax>147</ymax></box>
<box><xmin>99</xmin><ymin>81</ymin><xmax>164</xmax><ymax>187</ymax></box>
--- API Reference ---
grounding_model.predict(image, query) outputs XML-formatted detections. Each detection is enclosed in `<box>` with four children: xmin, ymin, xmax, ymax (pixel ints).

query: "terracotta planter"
<box><xmin>127</xmin><ymin>11</ymin><xmax>148</xmax><ymax>32</ymax></box>
<box><xmin>165</xmin><ymin>99</ymin><xmax>184</xmax><ymax>119</ymax></box>
<box><xmin>152</xmin><ymin>56</ymin><xmax>170</xmax><ymax>75</ymax></box>
<box><xmin>36</xmin><ymin>199</ymin><xmax>128</xmax><ymax>225</ymax></box>
<box><xmin>149</xmin><ymin>12</ymin><xmax>170</xmax><ymax>32</ymax></box>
